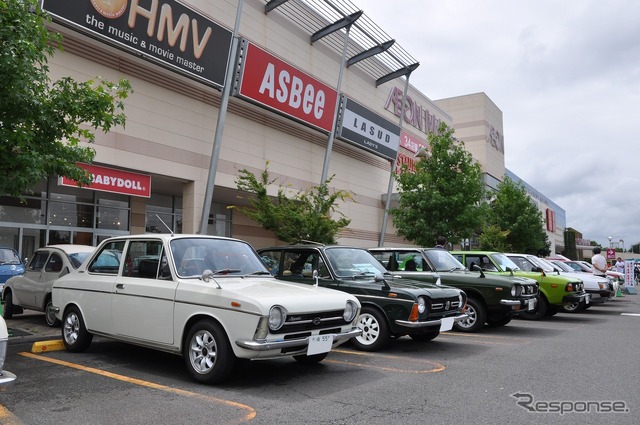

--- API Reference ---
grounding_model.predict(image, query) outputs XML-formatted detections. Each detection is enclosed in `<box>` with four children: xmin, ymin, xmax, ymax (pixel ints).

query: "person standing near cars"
<box><xmin>591</xmin><ymin>247</ymin><xmax>608</xmax><ymax>277</ymax></box>
<box><xmin>435</xmin><ymin>236</ymin><xmax>447</xmax><ymax>249</ymax></box>
<box><xmin>615</xmin><ymin>257</ymin><xmax>625</xmax><ymax>274</ymax></box>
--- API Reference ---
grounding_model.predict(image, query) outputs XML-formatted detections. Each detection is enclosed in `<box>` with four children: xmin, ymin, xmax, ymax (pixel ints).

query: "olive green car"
<box><xmin>451</xmin><ymin>251</ymin><xmax>589</xmax><ymax>320</ymax></box>
<box><xmin>257</xmin><ymin>244</ymin><xmax>467</xmax><ymax>352</ymax></box>
<box><xmin>369</xmin><ymin>247</ymin><xmax>538</xmax><ymax>332</ymax></box>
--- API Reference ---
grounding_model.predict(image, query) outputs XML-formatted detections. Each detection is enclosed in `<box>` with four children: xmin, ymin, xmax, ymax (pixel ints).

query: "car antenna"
<box><xmin>155</xmin><ymin>214</ymin><xmax>174</xmax><ymax>236</ymax></box>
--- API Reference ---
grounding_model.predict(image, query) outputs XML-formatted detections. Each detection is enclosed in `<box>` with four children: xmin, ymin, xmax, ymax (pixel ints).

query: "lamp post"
<box><xmin>608</xmin><ymin>236</ymin><xmax>612</xmax><ymax>248</ymax></box>
<box><xmin>620</xmin><ymin>239</ymin><xmax>624</xmax><ymax>251</ymax></box>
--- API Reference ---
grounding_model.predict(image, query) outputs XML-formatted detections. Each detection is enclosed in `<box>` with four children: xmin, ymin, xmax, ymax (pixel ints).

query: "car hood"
<box><xmin>178</xmin><ymin>276</ymin><xmax>359</xmax><ymax>314</ymax></box>
<box><xmin>0</xmin><ymin>264</ymin><xmax>24</xmax><ymax>283</ymax></box>
<box><xmin>382</xmin><ymin>275</ymin><xmax>462</xmax><ymax>298</ymax></box>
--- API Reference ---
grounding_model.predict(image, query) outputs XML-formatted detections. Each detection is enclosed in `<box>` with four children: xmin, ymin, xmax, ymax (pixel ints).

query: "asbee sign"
<box><xmin>236</xmin><ymin>42</ymin><xmax>338</xmax><ymax>133</ymax></box>
<box><xmin>41</xmin><ymin>0</ymin><xmax>232</xmax><ymax>88</ymax></box>
<box><xmin>60</xmin><ymin>163</ymin><xmax>151</xmax><ymax>197</ymax></box>
<box><xmin>337</xmin><ymin>96</ymin><xmax>401</xmax><ymax>160</ymax></box>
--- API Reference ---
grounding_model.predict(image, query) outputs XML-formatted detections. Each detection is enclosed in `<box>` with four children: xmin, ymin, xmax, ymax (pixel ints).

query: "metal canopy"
<box><xmin>264</xmin><ymin>0</ymin><xmax>419</xmax><ymax>87</ymax></box>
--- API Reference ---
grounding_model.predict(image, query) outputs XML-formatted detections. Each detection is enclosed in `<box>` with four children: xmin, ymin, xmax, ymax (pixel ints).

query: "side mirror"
<box><xmin>312</xmin><ymin>269</ymin><xmax>319</xmax><ymax>287</ymax></box>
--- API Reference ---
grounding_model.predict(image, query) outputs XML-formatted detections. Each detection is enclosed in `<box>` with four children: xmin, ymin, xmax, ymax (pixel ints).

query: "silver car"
<box><xmin>2</xmin><ymin>245</ymin><xmax>95</xmax><ymax>326</ymax></box>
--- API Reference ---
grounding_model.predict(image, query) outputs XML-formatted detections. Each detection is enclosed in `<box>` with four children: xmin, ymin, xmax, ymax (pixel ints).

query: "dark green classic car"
<box><xmin>257</xmin><ymin>244</ymin><xmax>467</xmax><ymax>352</ymax></box>
<box><xmin>369</xmin><ymin>247</ymin><xmax>538</xmax><ymax>332</ymax></box>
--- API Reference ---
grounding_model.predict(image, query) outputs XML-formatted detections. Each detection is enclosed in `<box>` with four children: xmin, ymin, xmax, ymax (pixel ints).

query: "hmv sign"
<box><xmin>41</xmin><ymin>0</ymin><xmax>232</xmax><ymax>88</ymax></box>
<box><xmin>337</xmin><ymin>97</ymin><xmax>401</xmax><ymax>161</ymax></box>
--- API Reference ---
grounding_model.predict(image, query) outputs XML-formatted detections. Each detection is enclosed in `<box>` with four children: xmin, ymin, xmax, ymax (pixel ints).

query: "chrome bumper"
<box><xmin>235</xmin><ymin>327</ymin><xmax>362</xmax><ymax>351</ymax></box>
<box><xmin>500</xmin><ymin>297</ymin><xmax>537</xmax><ymax>308</ymax></box>
<box><xmin>395</xmin><ymin>313</ymin><xmax>468</xmax><ymax>328</ymax></box>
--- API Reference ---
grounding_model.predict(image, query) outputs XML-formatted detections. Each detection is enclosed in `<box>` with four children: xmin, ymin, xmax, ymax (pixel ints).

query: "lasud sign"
<box><xmin>237</xmin><ymin>42</ymin><xmax>338</xmax><ymax>133</ymax></box>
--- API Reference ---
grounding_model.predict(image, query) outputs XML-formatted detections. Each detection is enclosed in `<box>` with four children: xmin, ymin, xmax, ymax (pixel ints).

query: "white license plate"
<box><xmin>528</xmin><ymin>299</ymin><xmax>536</xmax><ymax>311</ymax></box>
<box><xmin>585</xmin><ymin>295</ymin><xmax>590</xmax><ymax>304</ymax></box>
<box><xmin>308</xmin><ymin>334</ymin><xmax>333</xmax><ymax>355</ymax></box>
<box><xmin>440</xmin><ymin>317</ymin><xmax>455</xmax><ymax>332</ymax></box>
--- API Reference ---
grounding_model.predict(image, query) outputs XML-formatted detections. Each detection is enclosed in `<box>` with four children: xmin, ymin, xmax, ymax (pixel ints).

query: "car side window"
<box><xmin>123</xmin><ymin>240</ymin><xmax>163</xmax><ymax>279</ymax></box>
<box><xmin>88</xmin><ymin>241</ymin><xmax>125</xmax><ymax>274</ymax></box>
<box><xmin>45</xmin><ymin>253</ymin><xmax>64</xmax><ymax>273</ymax></box>
<box><xmin>510</xmin><ymin>257</ymin><xmax>532</xmax><ymax>272</ymax></box>
<box><xmin>28</xmin><ymin>251</ymin><xmax>49</xmax><ymax>272</ymax></box>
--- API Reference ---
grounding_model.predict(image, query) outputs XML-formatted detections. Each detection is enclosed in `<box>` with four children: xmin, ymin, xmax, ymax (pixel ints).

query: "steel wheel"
<box><xmin>183</xmin><ymin>320</ymin><xmax>235</xmax><ymax>384</ymax></box>
<box><xmin>351</xmin><ymin>307</ymin><xmax>390</xmax><ymax>352</ymax></box>
<box><xmin>45</xmin><ymin>298</ymin><xmax>60</xmax><ymax>327</ymax></box>
<box><xmin>62</xmin><ymin>306</ymin><xmax>93</xmax><ymax>352</ymax></box>
<box><xmin>562</xmin><ymin>300</ymin><xmax>585</xmax><ymax>313</ymax></box>
<box><xmin>454</xmin><ymin>298</ymin><xmax>486</xmax><ymax>332</ymax></box>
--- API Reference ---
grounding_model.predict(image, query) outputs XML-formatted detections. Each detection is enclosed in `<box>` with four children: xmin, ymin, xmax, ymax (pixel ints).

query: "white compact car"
<box><xmin>2</xmin><ymin>245</ymin><xmax>95</xmax><ymax>326</ymax></box>
<box><xmin>52</xmin><ymin>234</ymin><xmax>361</xmax><ymax>384</ymax></box>
<box><xmin>0</xmin><ymin>315</ymin><xmax>17</xmax><ymax>390</ymax></box>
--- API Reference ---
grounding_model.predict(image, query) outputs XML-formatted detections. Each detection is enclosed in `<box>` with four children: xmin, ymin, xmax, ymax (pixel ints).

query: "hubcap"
<box><xmin>63</xmin><ymin>312</ymin><xmax>80</xmax><ymax>345</ymax></box>
<box><xmin>189</xmin><ymin>330</ymin><xmax>218</xmax><ymax>374</ymax></box>
<box><xmin>355</xmin><ymin>313</ymin><xmax>379</xmax><ymax>345</ymax></box>
<box><xmin>459</xmin><ymin>305</ymin><xmax>477</xmax><ymax>328</ymax></box>
<box><xmin>46</xmin><ymin>303</ymin><xmax>56</xmax><ymax>325</ymax></box>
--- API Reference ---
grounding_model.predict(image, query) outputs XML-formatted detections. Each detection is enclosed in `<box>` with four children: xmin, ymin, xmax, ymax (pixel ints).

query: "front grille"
<box><xmin>271</xmin><ymin>309</ymin><xmax>346</xmax><ymax>334</ymax></box>
<box><xmin>430</xmin><ymin>296</ymin><xmax>462</xmax><ymax>313</ymax></box>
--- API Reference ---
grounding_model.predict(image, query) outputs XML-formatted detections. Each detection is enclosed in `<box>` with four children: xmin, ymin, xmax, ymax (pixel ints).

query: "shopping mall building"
<box><xmin>0</xmin><ymin>0</ymin><xmax>566</xmax><ymax>260</ymax></box>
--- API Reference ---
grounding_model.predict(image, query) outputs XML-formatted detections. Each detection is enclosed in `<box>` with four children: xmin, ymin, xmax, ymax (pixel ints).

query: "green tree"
<box><xmin>234</xmin><ymin>163</ymin><xmax>352</xmax><ymax>244</ymax></box>
<box><xmin>478</xmin><ymin>224</ymin><xmax>510</xmax><ymax>252</ymax></box>
<box><xmin>390</xmin><ymin>122</ymin><xmax>486</xmax><ymax>246</ymax></box>
<box><xmin>486</xmin><ymin>176</ymin><xmax>550</xmax><ymax>255</ymax></box>
<box><xmin>0</xmin><ymin>0</ymin><xmax>131</xmax><ymax>198</ymax></box>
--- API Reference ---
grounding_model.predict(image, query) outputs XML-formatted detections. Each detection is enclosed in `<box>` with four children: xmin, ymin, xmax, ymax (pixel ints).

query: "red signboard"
<box><xmin>237</xmin><ymin>42</ymin><xmax>338</xmax><ymax>132</ymax></box>
<box><xmin>399</xmin><ymin>129</ymin><xmax>427</xmax><ymax>153</ymax></box>
<box><xmin>59</xmin><ymin>164</ymin><xmax>151</xmax><ymax>198</ymax></box>
<box><xmin>606</xmin><ymin>248</ymin><xmax>616</xmax><ymax>260</ymax></box>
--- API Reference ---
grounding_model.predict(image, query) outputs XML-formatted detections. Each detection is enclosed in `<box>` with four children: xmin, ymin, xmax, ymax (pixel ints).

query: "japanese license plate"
<box><xmin>440</xmin><ymin>317</ymin><xmax>454</xmax><ymax>332</ymax></box>
<box><xmin>585</xmin><ymin>294</ymin><xmax>590</xmax><ymax>304</ymax></box>
<box><xmin>308</xmin><ymin>334</ymin><xmax>333</xmax><ymax>355</ymax></box>
<box><xmin>528</xmin><ymin>298</ymin><xmax>536</xmax><ymax>311</ymax></box>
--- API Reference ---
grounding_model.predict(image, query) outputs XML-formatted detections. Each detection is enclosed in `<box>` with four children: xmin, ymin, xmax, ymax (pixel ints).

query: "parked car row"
<box><xmin>1</xmin><ymin>235</ymin><xmax>619</xmax><ymax>386</ymax></box>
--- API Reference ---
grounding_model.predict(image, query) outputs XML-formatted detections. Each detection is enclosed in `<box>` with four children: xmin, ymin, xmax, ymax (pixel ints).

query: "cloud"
<box><xmin>363</xmin><ymin>0</ymin><xmax>640</xmax><ymax>248</ymax></box>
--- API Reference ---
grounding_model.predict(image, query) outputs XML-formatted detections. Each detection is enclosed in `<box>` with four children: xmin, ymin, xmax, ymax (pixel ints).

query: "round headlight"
<box><xmin>417</xmin><ymin>296</ymin><xmax>427</xmax><ymax>314</ymax></box>
<box><xmin>268</xmin><ymin>305</ymin><xmax>286</xmax><ymax>331</ymax></box>
<box><xmin>458</xmin><ymin>292</ymin><xmax>466</xmax><ymax>309</ymax></box>
<box><xmin>343</xmin><ymin>300</ymin><xmax>358</xmax><ymax>322</ymax></box>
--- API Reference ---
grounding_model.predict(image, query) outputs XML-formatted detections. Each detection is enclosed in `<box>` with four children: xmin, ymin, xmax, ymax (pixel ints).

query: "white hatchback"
<box><xmin>52</xmin><ymin>234</ymin><xmax>361</xmax><ymax>384</ymax></box>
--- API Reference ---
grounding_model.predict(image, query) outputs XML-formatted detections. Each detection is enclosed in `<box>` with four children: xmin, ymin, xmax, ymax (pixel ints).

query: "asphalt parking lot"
<box><xmin>3</xmin><ymin>295</ymin><xmax>640</xmax><ymax>425</ymax></box>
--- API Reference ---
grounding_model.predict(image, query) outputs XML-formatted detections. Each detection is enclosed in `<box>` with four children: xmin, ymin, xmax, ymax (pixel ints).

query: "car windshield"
<box><xmin>324</xmin><ymin>247</ymin><xmax>387</xmax><ymax>278</ymax></box>
<box><xmin>551</xmin><ymin>261</ymin><xmax>573</xmax><ymax>272</ymax></box>
<box><xmin>527</xmin><ymin>256</ymin><xmax>555</xmax><ymax>272</ymax></box>
<box><xmin>0</xmin><ymin>248</ymin><xmax>21</xmax><ymax>265</ymax></box>
<box><xmin>171</xmin><ymin>237</ymin><xmax>269</xmax><ymax>277</ymax></box>
<box><xmin>490</xmin><ymin>253</ymin><xmax>520</xmax><ymax>272</ymax></box>
<box><xmin>424</xmin><ymin>249</ymin><xmax>465</xmax><ymax>271</ymax></box>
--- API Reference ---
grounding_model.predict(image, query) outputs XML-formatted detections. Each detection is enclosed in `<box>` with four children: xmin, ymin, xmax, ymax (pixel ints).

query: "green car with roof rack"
<box><xmin>450</xmin><ymin>251</ymin><xmax>589</xmax><ymax>320</ymax></box>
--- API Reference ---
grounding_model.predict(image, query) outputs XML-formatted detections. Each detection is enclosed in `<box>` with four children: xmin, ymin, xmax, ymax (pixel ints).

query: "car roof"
<box><xmin>100</xmin><ymin>234</ymin><xmax>243</xmax><ymax>243</ymax></box>
<box><xmin>39</xmin><ymin>244</ymin><xmax>96</xmax><ymax>253</ymax></box>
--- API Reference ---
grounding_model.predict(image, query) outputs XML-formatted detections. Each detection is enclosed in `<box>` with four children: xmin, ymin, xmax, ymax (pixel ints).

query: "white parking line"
<box><xmin>620</xmin><ymin>313</ymin><xmax>640</xmax><ymax>317</ymax></box>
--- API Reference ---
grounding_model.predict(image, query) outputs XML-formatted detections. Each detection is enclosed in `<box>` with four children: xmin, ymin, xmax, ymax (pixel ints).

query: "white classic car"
<box><xmin>52</xmin><ymin>234</ymin><xmax>361</xmax><ymax>384</ymax></box>
<box><xmin>2</xmin><ymin>245</ymin><xmax>95</xmax><ymax>326</ymax></box>
<box><xmin>1</xmin><ymin>315</ymin><xmax>17</xmax><ymax>390</ymax></box>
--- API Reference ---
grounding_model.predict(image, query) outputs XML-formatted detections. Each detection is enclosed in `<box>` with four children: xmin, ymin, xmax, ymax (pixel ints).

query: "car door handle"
<box><xmin>116</xmin><ymin>283</ymin><xmax>125</xmax><ymax>289</ymax></box>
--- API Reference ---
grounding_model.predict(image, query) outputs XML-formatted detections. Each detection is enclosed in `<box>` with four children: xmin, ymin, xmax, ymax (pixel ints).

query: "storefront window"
<box><xmin>208</xmin><ymin>203</ymin><xmax>231</xmax><ymax>237</ymax></box>
<box><xmin>0</xmin><ymin>196</ymin><xmax>46</xmax><ymax>224</ymax></box>
<box><xmin>48</xmin><ymin>201</ymin><xmax>94</xmax><ymax>228</ymax></box>
<box><xmin>146</xmin><ymin>194</ymin><xmax>182</xmax><ymax>234</ymax></box>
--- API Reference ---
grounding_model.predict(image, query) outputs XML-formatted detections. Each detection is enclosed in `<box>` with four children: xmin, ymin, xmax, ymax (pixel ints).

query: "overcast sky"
<box><xmin>361</xmin><ymin>0</ymin><xmax>640</xmax><ymax>250</ymax></box>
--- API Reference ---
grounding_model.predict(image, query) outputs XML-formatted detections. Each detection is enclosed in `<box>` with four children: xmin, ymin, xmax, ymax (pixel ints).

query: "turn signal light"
<box><xmin>408</xmin><ymin>303</ymin><xmax>420</xmax><ymax>321</ymax></box>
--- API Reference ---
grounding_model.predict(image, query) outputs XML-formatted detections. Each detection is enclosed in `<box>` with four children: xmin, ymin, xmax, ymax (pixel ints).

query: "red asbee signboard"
<box><xmin>237</xmin><ymin>42</ymin><xmax>338</xmax><ymax>133</ymax></box>
<box><xmin>60</xmin><ymin>164</ymin><xmax>151</xmax><ymax>198</ymax></box>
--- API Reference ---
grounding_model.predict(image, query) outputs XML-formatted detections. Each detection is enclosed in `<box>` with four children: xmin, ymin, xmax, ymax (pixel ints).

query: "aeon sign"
<box><xmin>60</xmin><ymin>164</ymin><xmax>151</xmax><ymax>198</ymax></box>
<box><xmin>385</xmin><ymin>87</ymin><xmax>441</xmax><ymax>135</ymax></box>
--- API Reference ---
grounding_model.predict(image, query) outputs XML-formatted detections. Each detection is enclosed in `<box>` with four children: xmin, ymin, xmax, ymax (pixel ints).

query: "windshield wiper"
<box><xmin>250</xmin><ymin>271</ymin><xmax>272</xmax><ymax>275</ymax></box>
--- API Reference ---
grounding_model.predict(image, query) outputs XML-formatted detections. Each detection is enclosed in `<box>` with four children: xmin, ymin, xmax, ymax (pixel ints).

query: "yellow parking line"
<box><xmin>18</xmin><ymin>352</ymin><xmax>256</xmax><ymax>424</ymax></box>
<box><xmin>329</xmin><ymin>349</ymin><xmax>445</xmax><ymax>373</ymax></box>
<box><xmin>0</xmin><ymin>404</ymin><xmax>25</xmax><ymax>425</ymax></box>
